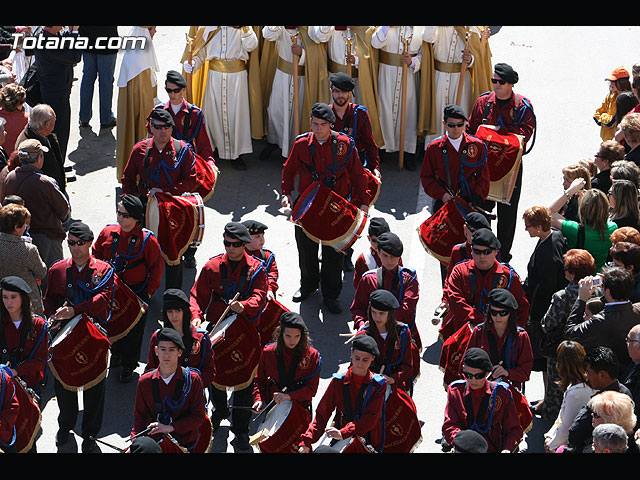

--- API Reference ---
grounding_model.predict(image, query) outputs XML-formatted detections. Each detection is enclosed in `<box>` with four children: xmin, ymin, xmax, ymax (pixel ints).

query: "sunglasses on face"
<box><xmin>67</xmin><ymin>239</ymin><xmax>87</xmax><ymax>246</ymax></box>
<box><xmin>150</xmin><ymin>123</ymin><xmax>172</xmax><ymax>130</ymax></box>
<box><xmin>462</xmin><ymin>371</ymin><xmax>487</xmax><ymax>380</ymax></box>
<box><xmin>489</xmin><ymin>308</ymin><xmax>510</xmax><ymax>317</ymax></box>
<box><xmin>224</xmin><ymin>240</ymin><xmax>244</xmax><ymax>248</ymax></box>
<box><xmin>446</xmin><ymin>122</ymin><xmax>465</xmax><ymax>128</ymax></box>
<box><xmin>116</xmin><ymin>210</ymin><xmax>132</xmax><ymax>218</ymax></box>
<box><xmin>491</xmin><ymin>78</ymin><xmax>507</xmax><ymax>85</ymax></box>
<box><xmin>472</xmin><ymin>247</ymin><xmax>493</xmax><ymax>256</ymax></box>
<box><xmin>165</xmin><ymin>87</ymin><xmax>182</xmax><ymax>94</ymax></box>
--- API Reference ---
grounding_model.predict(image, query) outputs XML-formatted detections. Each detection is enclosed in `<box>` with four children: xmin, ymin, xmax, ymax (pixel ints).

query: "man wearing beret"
<box><xmin>353</xmin><ymin>217</ymin><xmax>403</xmax><ymax>290</ymax></box>
<box><xmin>189</xmin><ymin>222</ymin><xmax>267</xmax><ymax>449</ymax></box>
<box><xmin>242</xmin><ymin>219</ymin><xmax>279</xmax><ymax>300</ymax></box>
<box><xmin>43</xmin><ymin>221</ymin><xmax>115</xmax><ymax>452</ymax></box>
<box><xmin>298</xmin><ymin>334</ymin><xmax>386</xmax><ymax>453</ymax></box>
<box><xmin>92</xmin><ymin>194</ymin><xmax>164</xmax><ymax>383</ymax></box>
<box><xmin>442</xmin><ymin>347</ymin><xmax>523</xmax><ymax>453</ymax></box>
<box><xmin>466</xmin><ymin>62</ymin><xmax>536</xmax><ymax>263</ymax></box>
<box><xmin>281</xmin><ymin>102</ymin><xmax>370</xmax><ymax>314</ymax></box>
<box><xmin>131</xmin><ymin>328</ymin><xmax>207</xmax><ymax>452</ymax></box>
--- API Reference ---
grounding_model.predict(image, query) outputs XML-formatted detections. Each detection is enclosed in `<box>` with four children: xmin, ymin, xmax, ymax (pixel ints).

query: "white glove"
<box><xmin>183</xmin><ymin>61</ymin><xmax>193</xmax><ymax>74</ymax></box>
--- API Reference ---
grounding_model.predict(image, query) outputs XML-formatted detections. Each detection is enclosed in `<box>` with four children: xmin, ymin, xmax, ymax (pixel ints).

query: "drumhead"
<box><xmin>210</xmin><ymin>314</ymin><xmax>237</xmax><ymax>343</ymax></box>
<box><xmin>50</xmin><ymin>314</ymin><xmax>83</xmax><ymax>348</ymax></box>
<box><xmin>257</xmin><ymin>400</ymin><xmax>293</xmax><ymax>436</ymax></box>
<box><xmin>145</xmin><ymin>194</ymin><xmax>160</xmax><ymax>236</ymax></box>
<box><xmin>291</xmin><ymin>183</ymin><xmax>319</xmax><ymax>223</ymax></box>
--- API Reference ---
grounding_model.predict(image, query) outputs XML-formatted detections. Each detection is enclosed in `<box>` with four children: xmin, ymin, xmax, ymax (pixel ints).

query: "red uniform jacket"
<box><xmin>353</xmin><ymin>248</ymin><xmax>403</xmax><ymax>290</ymax></box>
<box><xmin>1</xmin><ymin>315</ymin><xmax>47</xmax><ymax>388</ymax></box>
<box><xmin>92</xmin><ymin>223</ymin><xmax>164</xmax><ymax>298</ymax></box>
<box><xmin>298</xmin><ymin>367</ymin><xmax>386</xmax><ymax>450</ymax></box>
<box><xmin>421</xmin><ymin>132</ymin><xmax>490</xmax><ymax>204</ymax></box>
<box><xmin>0</xmin><ymin>369</ymin><xmax>19</xmax><ymax>446</ymax></box>
<box><xmin>253</xmin><ymin>343</ymin><xmax>321</xmax><ymax>408</ymax></box>
<box><xmin>246</xmin><ymin>248</ymin><xmax>279</xmax><ymax>295</ymax></box>
<box><xmin>43</xmin><ymin>256</ymin><xmax>115</xmax><ymax>321</ymax></box>
<box><xmin>189</xmin><ymin>251</ymin><xmax>268</xmax><ymax>325</ymax></box>
<box><xmin>121</xmin><ymin>137</ymin><xmax>198</xmax><ymax>198</ymax></box>
<box><xmin>331</xmin><ymin>103</ymin><xmax>380</xmax><ymax>172</ymax></box>
<box><xmin>443</xmin><ymin>378</ymin><xmax>523</xmax><ymax>453</ymax></box>
<box><xmin>281</xmin><ymin>131</ymin><xmax>370</xmax><ymax>208</ymax></box>
<box><xmin>145</xmin><ymin>326</ymin><xmax>216</xmax><ymax>388</ymax></box>
<box><xmin>131</xmin><ymin>366</ymin><xmax>206</xmax><ymax>450</ymax></box>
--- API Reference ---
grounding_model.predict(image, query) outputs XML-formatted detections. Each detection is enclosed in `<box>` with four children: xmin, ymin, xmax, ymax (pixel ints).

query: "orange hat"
<box><xmin>606</xmin><ymin>67</ymin><xmax>630</xmax><ymax>81</ymax></box>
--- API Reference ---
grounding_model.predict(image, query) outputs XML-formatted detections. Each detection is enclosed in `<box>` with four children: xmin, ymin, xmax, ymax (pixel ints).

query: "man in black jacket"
<box><xmin>622</xmin><ymin>324</ymin><xmax>640</xmax><ymax>419</ymax></box>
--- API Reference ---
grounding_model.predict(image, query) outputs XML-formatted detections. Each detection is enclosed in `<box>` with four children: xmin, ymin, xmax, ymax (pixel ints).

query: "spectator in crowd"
<box><xmin>0</xmin><ymin>83</ymin><xmax>28</xmax><ymax>153</ymax></box>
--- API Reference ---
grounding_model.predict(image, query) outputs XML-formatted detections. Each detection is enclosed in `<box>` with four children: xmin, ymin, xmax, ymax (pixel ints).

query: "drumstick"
<box><xmin>208</xmin><ymin>292</ymin><xmax>241</xmax><ymax>340</ymax></box>
<box><xmin>127</xmin><ymin>426</ymin><xmax>153</xmax><ymax>442</ymax></box>
<box><xmin>252</xmin><ymin>386</ymin><xmax>288</xmax><ymax>423</ymax></box>
<box><xmin>89</xmin><ymin>436</ymin><xmax>127</xmax><ymax>453</ymax></box>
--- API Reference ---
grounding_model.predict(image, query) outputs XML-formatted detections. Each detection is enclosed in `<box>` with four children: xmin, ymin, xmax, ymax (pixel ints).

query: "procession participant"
<box><xmin>353</xmin><ymin>217</ymin><xmax>402</xmax><ymax>290</ymax></box>
<box><xmin>43</xmin><ymin>221</ymin><xmax>113</xmax><ymax>453</ymax></box>
<box><xmin>0</xmin><ymin>364</ymin><xmax>19</xmax><ymax>453</ymax></box>
<box><xmin>131</xmin><ymin>328</ymin><xmax>207</xmax><ymax>453</ymax></box>
<box><xmin>121</xmin><ymin>108</ymin><xmax>198</xmax><ymax>290</ymax></box>
<box><xmin>183</xmin><ymin>27</ymin><xmax>258</xmax><ymax>170</ymax></box>
<box><xmin>445</xmin><ymin>211</ymin><xmax>492</xmax><ymax>280</ymax></box>
<box><xmin>189</xmin><ymin>222</ymin><xmax>267</xmax><ymax>450</ymax></box>
<box><xmin>442</xmin><ymin>347</ymin><xmax>524</xmax><ymax>453</ymax></box>
<box><xmin>466</xmin><ymin>62</ymin><xmax>536</xmax><ymax>263</ymax></box>
<box><xmin>92</xmin><ymin>194</ymin><xmax>164</xmax><ymax>383</ymax></box>
<box><xmin>145</xmin><ymin>289</ymin><xmax>215</xmax><ymax>388</ymax></box>
<box><xmin>355</xmin><ymin>289</ymin><xmax>414</xmax><ymax>393</ymax></box>
<box><xmin>242</xmin><ymin>219</ymin><xmax>279</xmax><ymax>301</ymax></box>
<box><xmin>0</xmin><ymin>276</ymin><xmax>47</xmax><ymax>392</ymax></box>
<box><xmin>281</xmin><ymin>102</ymin><xmax>370</xmax><ymax>314</ymax></box>
<box><xmin>298</xmin><ymin>334</ymin><xmax>386</xmax><ymax>453</ymax></box>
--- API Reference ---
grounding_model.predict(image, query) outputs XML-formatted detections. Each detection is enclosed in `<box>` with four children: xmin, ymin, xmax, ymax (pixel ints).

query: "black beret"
<box><xmin>241</xmin><ymin>219</ymin><xmax>268</xmax><ymax>235</ymax></box>
<box><xmin>494</xmin><ymin>62</ymin><xmax>518</xmax><ymax>84</ymax></box>
<box><xmin>0</xmin><ymin>276</ymin><xmax>32</xmax><ymax>295</ymax></box>
<box><xmin>352</xmin><ymin>334</ymin><xmax>380</xmax><ymax>357</ymax></box>
<box><xmin>463</xmin><ymin>347</ymin><xmax>492</xmax><ymax>372</ymax></box>
<box><xmin>471</xmin><ymin>228</ymin><xmax>500</xmax><ymax>250</ymax></box>
<box><xmin>376</xmin><ymin>232</ymin><xmax>403</xmax><ymax>257</ymax></box>
<box><xmin>369</xmin><ymin>289</ymin><xmax>399</xmax><ymax>311</ymax></box>
<box><xmin>368</xmin><ymin>217</ymin><xmax>390</xmax><ymax>237</ymax></box>
<box><xmin>330</xmin><ymin>72</ymin><xmax>355</xmax><ymax>92</ymax></box>
<box><xmin>280</xmin><ymin>311</ymin><xmax>307</xmax><ymax>332</ymax></box>
<box><xmin>68</xmin><ymin>221</ymin><xmax>94</xmax><ymax>241</ymax></box>
<box><xmin>311</xmin><ymin>102</ymin><xmax>336</xmax><ymax>123</ymax></box>
<box><xmin>129</xmin><ymin>436</ymin><xmax>162</xmax><ymax>453</ymax></box>
<box><xmin>465</xmin><ymin>212</ymin><xmax>491</xmax><ymax>231</ymax></box>
<box><xmin>453</xmin><ymin>430</ymin><xmax>488</xmax><ymax>453</ymax></box>
<box><xmin>443</xmin><ymin>104</ymin><xmax>467</xmax><ymax>121</ymax></box>
<box><xmin>120</xmin><ymin>194</ymin><xmax>144</xmax><ymax>221</ymax></box>
<box><xmin>157</xmin><ymin>327</ymin><xmax>185</xmax><ymax>351</ymax></box>
<box><xmin>166</xmin><ymin>70</ymin><xmax>187</xmax><ymax>88</ymax></box>
<box><xmin>223</xmin><ymin>222</ymin><xmax>252</xmax><ymax>243</ymax></box>
<box><xmin>487</xmin><ymin>288</ymin><xmax>518</xmax><ymax>311</ymax></box>
<box><xmin>150</xmin><ymin>108</ymin><xmax>175</xmax><ymax>127</ymax></box>
<box><xmin>163</xmin><ymin>288</ymin><xmax>189</xmax><ymax>308</ymax></box>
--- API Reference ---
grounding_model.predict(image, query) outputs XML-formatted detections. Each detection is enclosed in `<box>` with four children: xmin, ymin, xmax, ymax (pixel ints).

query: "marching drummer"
<box><xmin>281</xmin><ymin>102</ymin><xmax>371</xmax><ymax>314</ymax></box>
<box><xmin>43</xmin><ymin>221</ymin><xmax>114</xmax><ymax>453</ymax></box>
<box><xmin>121</xmin><ymin>108</ymin><xmax>198</xmax><ymax>290</ymax></box>
<box><xmin>352</xmin><ymin>217</ymin><xmax>403</xmax><ymax>290</ymax></box>
<box><xmin>242</xmin><ymin>219</ymin><xmax>279</xmax><ymax>301</ymax></box>
<box><xmin>131</xmin><ymin>328</ymin><xmax>207</xmax><ymax>453</ymax></box>
<box><xmin>297</xmin><ymin>335</ymin><xmax>386</xmax><ymax>453</ymax></box>
<box><xmin>92</xmin><ymin>194</ymin><xmax>164</xmax><ymax>383</ymax></box>
<box><xmin>189</xmin><ymin>221</ymin><xmax>268</xmax><ymax>451</ymax></box>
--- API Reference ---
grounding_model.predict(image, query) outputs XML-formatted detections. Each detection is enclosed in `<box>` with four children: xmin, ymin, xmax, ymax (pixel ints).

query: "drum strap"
<box><xmin>66</xmin><ymin>262</ymin><xmax>117</xmax><ymax>323</ymax></box>
<box><xmin>480</xmin><ymin>92</ymin><xmax>536</xmax><ymax>155</ymax></box>
<box><xmin>344</xmin><ymin>104</ymin><xmax>373</xmax><ymax>169</ymax></box>
<box><xmin>306</xmin><ymin>131</ymin><xmax>343</xmax><ymax>189</ymax></box>
<box><xmin>469</xmin><ymin>264</ymin><xmax>515</xmax><ymax>316</ymax></box>
<box><xmin>276</xmin><ymin>350</ymin><xmax>302</xmax><ymax>392</ymax></box>
<box><xmin>151</xmin><ymin>366</ymin><xmax>189</xmax><ymax>425</ymax></box>
<box><xmin>0</xmin><ymin>320</ymin><xmax>30</xmax><ymax>366</ymax></box>
<box><xmin>486</xmin><ymin>330</ymin><xmax>517</xmax><ymax>370</ymax></box>
<box><xmin>109</xmin><ymin>228</ymin><xmax>154</xmax><ymax>295</ymax></box>
<box><xmin>0</xmin><ymin>367</ymin><xmax>16</xmax><ymax>448</ymax></box>
<box><xmin>341</xmin><ymin>376</ymin><xmax>369</xmax><ymax>423</ymax></box>
<box><xmin>175</xmin><ymin>103</ymin><xmax>204</xmax><ymax>148</ymax></box>
<box><xmin>464</xmin><ymin>380</ymin><xmax>511</xmax><ymax>451</ymax></box>
<box><xmin>220</xmin><ymin>261</ymin><xmax>250</xmax><ymax>302</ymax></box>
<box><xmin>143</xmin><ymin>138</ymin><xmax>194</xmax><ymax>189</ymax></box>
<box><xmin>366</xmin><ymin>324</ymin><xmax>408</xmax><ymax>373</ymax></box>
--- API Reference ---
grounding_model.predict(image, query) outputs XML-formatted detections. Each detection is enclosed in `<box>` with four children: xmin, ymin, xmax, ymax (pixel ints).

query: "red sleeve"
<box><xmin>420</xmin><ymin>142</ymin><xmax>448</xmax><ymax>201</ymax></box>
<box><xmin>13</xmin><ymin>316</ymin><xmax>48</xmax><ymax>387</ymax></box>
<box><xmin>443</xmin><ymin>263</ymin><xmax>484</xmax><ymax>326</ymax></box>
<box><xmin>442</xmin><ymin>382</ymin><xmax>466</xmax><ymax>446</ymax></box>
<box><xmin>0</xmin><ymin>372</ymin><xmax>19</xmax><ymax>445</ymax></box>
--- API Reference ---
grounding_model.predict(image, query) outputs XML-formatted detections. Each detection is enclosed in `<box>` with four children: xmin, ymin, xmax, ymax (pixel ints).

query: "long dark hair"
<box><xmin>0</xmin><ymin>290</ymin><xmax>35</xmax><ymax>336</ymax></box>
<box><xmin>274</xmin><ymin>324</ymin><xmax>310</xmax><ymax>357</ymax></box>
<box><xmin>366</xmin><ymin>304</ymin><xmax>399</xmax><ymax>344</ymax></box>
<box><xmin>161</xmin><ymin>303</ymin><xmax>194</xmax><ymax>355</ymax></box>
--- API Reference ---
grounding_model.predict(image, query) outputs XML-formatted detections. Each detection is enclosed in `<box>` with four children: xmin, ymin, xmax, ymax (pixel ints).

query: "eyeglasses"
<box><xmin>224</xmin><ymin>240</ymin><xmax>244</xmax><ymax>248</ymax></box>
<box><xmin>625</xmin><ymin>336</ymin><xmax>640</xmax><ymax>343</ymax></box>
<box><xmin>491</xmin><ymin>78</ymin><xmax>507</xmax><ymax>85</ymax></box>
<box><xmin>165</xmin><ymin>87</ymin><xmax>182</xmax><ymax>94</ymax></box>
<box><xmin>462</xmin><ymin>371</ymin><xmax>487</xmax><ymax>380</ymax></box>
<box><xmin>472</xmin><ymin>247</ymin><xmax>494</xmax><ymax>256</ymax></box>
<box><xmin>67</xmin><ymin>239</ymin><xmax>87</xmax><ymax>246</ymax></box>
<box><xmin>489</xmin><ymin>308</ymin><xmax>510</xmax><ymax>317</ymax></box>
<box><xmin>446</xmin><ymin>122</ymin><xmax>465</xmax><ymax>128</ymax></box>
<box><xmin>150</xmin><ymin>123</ymin><xmax>172</xmax><ymax>130</ymax></box>
<box><xmin>116</xmin><ymin>210</ymin><xmax>132</xmax><ymax>218</ymax></box>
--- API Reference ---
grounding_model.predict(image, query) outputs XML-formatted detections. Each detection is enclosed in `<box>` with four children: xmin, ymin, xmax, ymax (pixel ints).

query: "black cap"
<box><xmin>330</xmin><ymin>72</ymin><xmax>355</xmax><ymax>92</ymax></box>
<box><xmin>68</xmin><ymin>221</ymin><xmax>94</xmax><ymax>241</ymax></box>
<box><xmin>494</xmin><ymin>62</ymin><xmax>518</xmax><ymax>84</ymax></box>
<box><xmin>120</xmin><ymin>194</ymin><xmax>144</xmax><ymax>221</ymax></box>
<box><xmin>465</xmin><ymin>212</ymin><xmax>490</xmax><ymax>231</ymax></box>
<box><xmin>311</xmin><ymin>102</ymin><xmax>336</xmax><ymax>123</ymax></box>
<box><xmin>352</xmin><ymin>334</ymin><xmax>379</xmax><ymax>357</ymax></box>
<box><xmin>369</xmin><ymin>289</ymin><xmax>399</xmax><ymax>311</ymax></box>
<box><xmin>0</xmin><ymin>276</ymin><xmax>32</xmax><ymax>295</ymax></box>
<box><xmin>150</xmin><ymin>108</ymin><xmax>175</xmax><ymax>127</ymax></box>
<box><xmin>166</xmin><ymin>70</ymin><xmax>187</xmax><ymax>88</ymax></box>
<box><xmin>223</xmin><ymin>222</ymin><xmax>252</xmax><ymax>243</ymax></box>
<box><xmin>280</xmin><ymin>311</ymin><xmax>307</xmax><ymax>332</ymax></box>
<box><xmin>463</xmin><ymin>347</ymin><xmax>493</xmax><ymax>372</ymax></box>
<box><xmin>368</xmin><ymin>217</ymin><xmax>390</xmax><ymax>237</ymax></box>
<box><xmin>453</xmin><ymin>430</ymin><xmax>488</xmax><ymax>453</ymax></box>
<box><xmin>443</xmin><ymin>104</ymin><xmax>467</xmax><ymax>121</ymax></box>
<box><xmin>471</xmin><ymin>228</ymin><xmax>500</xmax><ymax>250</ymax></box>
<box><xmin>157</xmin><ymin>327</ymin><xmax>185</xmax><ymax>351</ymax></box>
<box><xmin>487</xmin><ymin>288</ymin><xmax>518</xmax><ymax>311</ymax></box>
<box><xmin>376</xmin><ymin>232</ymin><xmax>403</xmax><ymax>257</ymax></box>
<box><xmin>163</xmin><ymin>288</ymin><xmax>189</xmax><ymax>309</ymax></box>
<box><xmin>241</xmin><ymin>220</ymin><xmax>268</xmax><ymax>235</ymax></box>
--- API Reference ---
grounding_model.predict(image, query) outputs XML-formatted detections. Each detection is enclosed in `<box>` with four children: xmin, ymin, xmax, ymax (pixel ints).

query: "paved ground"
<box><xmin>27</xmin><ymin>25</ymin><xmax>640</xmax><ymax>454</ymax></box>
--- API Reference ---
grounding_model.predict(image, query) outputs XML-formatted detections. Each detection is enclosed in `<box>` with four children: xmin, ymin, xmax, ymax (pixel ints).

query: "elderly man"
<box><xmin>592</xmin><ymin>423</ymin><xmax>629</xmax><ymax>453</ymax></box>
<box><xmin>3</xmin><ymin>139</ymin><xmax>69</xmax><ymax>272</ymax></box>
<box><xmin>621</xmin><ymin>323</ymin><xmax>640</xmax><ymax>418</ymax></box>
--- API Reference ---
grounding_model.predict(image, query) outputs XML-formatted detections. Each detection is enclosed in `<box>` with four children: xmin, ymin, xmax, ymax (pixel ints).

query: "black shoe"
<box><xmin>79</xmin><ymin>121</ymin><xmax>90</xmax><ymax>128</ymax></box>
<box><xmin>323</xmin><ymin>298</ymin><xmax>342</xmax><ymax>314</ymax></box>
<box><xmin>404</xmin><ymin>155</ymin><xmax>416</xmax><ymax>171</ymax></box>
<box><xmin>100</xmin><ymin>118</ymin><xmax>116</xmax><ymax>129</ymax></box>
<box><xmin>183</xmin><ymin>254</ymin><xmax>197</xmax><ymax>269</ymax></box>
<box><xmin>231</xmin><ymin>432</ymin><xmax>251</xmax><ymax>451</ymax></box>
<box><xmin>259</xmin><ymin>143</ymin><xmax>277</xmax><ymax>161</ymax></box>
<box><xmin>343</xmin><ymin>257</ymin><xmax>354</xmax><ymax>272</ymax></box>
<box><xmin>119</xmin><ymin>367</ymin><xmax>134</xmax><ymax>383</ymax></box>
<box><xmin>56</xmin><ymin>430</ymin><xmax>70</xmax><ymax>446</ymax></box>
<box><xmin>292</xmin><ymin>288</ymin><xmax>317</xmax><ymax>303</ymax></box>
<box><xmin>233</xmin><ymin>158</ymin><xmax>247</xmax><ymax>170</ymax></box>
<box><xmin>211</xmin><ymin>409</ymin><xmax>230</xmax><ymax>433</ymax></box>
<box><xmin>82</xmin><ymin>438</ymin><xmax>101</xmax><ymax>453</ymax></box>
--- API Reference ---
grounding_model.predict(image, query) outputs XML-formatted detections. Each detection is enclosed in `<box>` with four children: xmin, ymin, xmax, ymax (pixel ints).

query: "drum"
<box><xmin>251</xmin><ymin>399</ymin><xmax>311</xmax><ymax>453</ymax></box>
<box><xmin>257</xmin><ymin>298</ymin><xmax>290</xmax><ymax>349</ymax></box>
<box><xmin>418</xmin><ymin>198</ymin><xmax>472</xmax><ymax>266</ymax></box>
<box><xmin>439</xmin><ymin>322</ymin><xmax>474</xmax><ymax>387</ymax></box>
<box><xmin>291</xmin><ymin>181</ymin><xmax>368</xmax><ymax>253</ymax></box>
<box><xmin>158</xmin><ymin>434</ymin><xmax>189</xmax><ymax>453</ymax></box>
<box><xmin>49</xmin><ymin>314</ymin><xmax>110</xmax><ymax>392</ymax></box>
<box><xmin>146</xmin><ymin>191</ymin><xmax>204</xmax><ymax>265</ymax></box>
<box><xmin>364</xmin><ymin>168</ymin><xmax>381</xmax><ymax>206</ymax></box>
<box><xmin>191</xmin><ymin>415</ymin><xmax>213</xmax><ymax>453</ymax></box>
<box><xmin>474</xmin><ymin>124</ymin><xmax>524</xmax><ymax>205</ymax></box>
<box><xmin>12</xmin><ymin>376</ymin><xmax>41</xmax><ymax>453</ymax></box>
<box><xmin>381</xmin><ymin>385</ymin><xmax>422</xmax><ymax>453</ymax></box>
<box><xmin>209</xmin><ymin>313</ymin><xmax>261</xmax><ymax>391</ymax></box>
<box><xmin>330</xmin><ymin>435</ymin><xmax>375</xmax><ymax>453</ymax></box>
<box><xmin>98</xmin><ymin>273</ymin><xmax>147</xmax><ymax>343</ymax></box>
<box><xmin>509</xmin><ymin>386</ymin><xmax>533</xmax><ymax>434</ymax></box>
<box><xmin>192</xmin><ymin>152</ymin><xmax>220</xmax><ymax>203</ymax></box>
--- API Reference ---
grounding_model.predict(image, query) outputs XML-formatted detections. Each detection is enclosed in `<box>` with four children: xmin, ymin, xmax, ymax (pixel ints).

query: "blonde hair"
<box><xmin>588</xmin><ymin>390</ymin><xmax>637</xmax><ymax>434</ymax></box>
